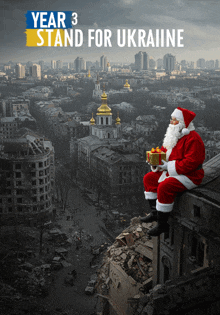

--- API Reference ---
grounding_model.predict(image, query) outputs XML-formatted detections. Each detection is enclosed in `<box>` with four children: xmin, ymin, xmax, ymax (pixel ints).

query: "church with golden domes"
<box><xmin>89</xmin><ymin>88</ymin><xmax>121</xmax><ymax>140</ymax></box>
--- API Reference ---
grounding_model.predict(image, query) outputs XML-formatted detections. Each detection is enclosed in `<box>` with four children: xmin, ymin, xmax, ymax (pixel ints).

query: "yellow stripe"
<box><xmin>25</xmin><ymin>29</ymin><xmax>65</xmax><ymax>47</ymax></box>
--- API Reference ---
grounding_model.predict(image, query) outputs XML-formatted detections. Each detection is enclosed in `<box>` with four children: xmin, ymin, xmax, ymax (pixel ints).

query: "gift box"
<box><xmin>146</xmin><ymin>147</ymin><xmax>166</xmax><ymax>165</ymax></box>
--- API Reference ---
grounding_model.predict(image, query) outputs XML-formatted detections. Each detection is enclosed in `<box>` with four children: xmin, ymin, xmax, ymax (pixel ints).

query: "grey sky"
<box><xmin>1</xmin><ymin>0</ymin><xmax>220</xmax><ymax>63</ymax></box>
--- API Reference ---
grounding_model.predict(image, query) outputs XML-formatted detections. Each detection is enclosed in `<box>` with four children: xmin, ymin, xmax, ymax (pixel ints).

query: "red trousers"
<box><xmin>143</xmin><ymin>171</ymin><xmax>187</xmax><ymax>205</ymax></box>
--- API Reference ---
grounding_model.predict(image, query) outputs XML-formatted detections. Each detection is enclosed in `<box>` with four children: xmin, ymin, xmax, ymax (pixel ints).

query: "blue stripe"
<box><xmin>25</xmin><ymin>11</ymin><xmax>72</xmax><ymax>29</ymax></box>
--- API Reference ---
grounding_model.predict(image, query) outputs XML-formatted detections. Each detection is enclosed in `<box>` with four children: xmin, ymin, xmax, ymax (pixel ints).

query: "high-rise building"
<box><xmin>15</xmin><ymin>63</ymin><xmax>25</xmax><ymax>79</ymax></box>
<box><xmin>68</xmin><ymin>62</ymin><xmax>74</xmax><ymax>70</ymax></box>
<box><xmin>206</xmin><ymin>60</ymin><xmax>215</xmax><ymax>69</ymax></box>
<box><xmin>196</xmin><ymin>58</ymin><xmax>206</xmax><ymax>69</ymax></box>
<box><xmin>100</xmin><ymin>55</ymin><xmax>107</xmax><ymax>70</ymax></box>
<box><xmin>51</xmin><ymin>60</ymin><xmax>56</xmax><ymax>69</ymax></box>
<box><xmin>0</xmin><ymin>132</ymin><xmax>54</xmax><ymax>222</ymax></box>
<box><xmin>215</xmin><ymin>59</ymin><xmax>219</xmax><ymax>69</ymax></box>
<box><xmin>56</xmin><ymin>60</ymin><xmax>63</xmax><ymax>69</ymax></box>
<box><xmin>163</xmin><ymin>54</ymin><xmax>176</xmax><ymax>73</ymax></box>
<box><xmin>31</xmin><ymin>64</ymin><xmax>41</xmax><ymax>79</ymax></box>
<box><xmin>149</xmin><ymin>57</ymin><xmax>156</xmax><ymax>70</ymax></box>
<box><xmin>143</xmin><ymin>52</ymin><xmax>149</xmax><ymax>70</ymax></box>
<box><xmin>95</xmin><ymin>61</ymin><xmax>100</xmax><ymax>69</ymax></box>
<box><xmin>135</xmin><ymin>51</ymin><xmax>143</xmax><ymax>71</ymax></box>
<box><xmin>74</xmin><ymin>57</ymin><xmax>86</xmax><ymax>72</ymax></box>
<box><xmin>157</xmin><ymin>58</ymin><xmax>164</xmax><ymax>70</ymax></box>
<box><xmin>39</xmin><ymin>60</ymin><xmax>44</xmax><ymax>71</ymax></box>
<box><xmin>86</xmin><ymin>61</ymin><xmax>93</xmax><ymax>70</ymax></box>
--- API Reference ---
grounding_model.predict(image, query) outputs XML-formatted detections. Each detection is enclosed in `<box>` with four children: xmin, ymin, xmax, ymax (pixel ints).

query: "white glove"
<box><xmin>159</xmin><ymin>160</ymin><xmax>167</xmax><ymax>171</ymax></box>
<box><xmin>151</xmin><ymin>165</ymin><xmax>160</xmax><ymax>172</ymax></box>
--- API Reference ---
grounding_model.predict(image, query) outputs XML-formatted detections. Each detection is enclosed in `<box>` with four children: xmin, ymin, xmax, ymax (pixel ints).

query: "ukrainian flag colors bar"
<box><xmin>25</xmin><ymin>29</ymin><xmax>65</xmax><ymax>47</ymax></box>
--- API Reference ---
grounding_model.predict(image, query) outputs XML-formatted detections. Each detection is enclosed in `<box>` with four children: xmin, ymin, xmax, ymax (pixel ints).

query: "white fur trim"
<box><xmin>151</xmin><ymin>165</ymin><xmax>160</xmax><ymax>172</ymax></box>
<box><xmin>144</xmin><ymin>191</ymin><xmax>157</xmax><ymax>200</ymax></box>
<box><xmin>166</xmin><ymin>149</ymin><xmax>172</xmax><ymax>161</ymax></box>
<box><xmin>158</xmin><ymin>173</ymin><xmax>198</xmax><ymax>190</ymax></box>
<box><xmin>167</xmin><ymin>160</ymin><xmax>178</xmax><ymax>176</ymax></box>
<box><xmin>156</xmin><ymin>200</ymin><xmax>174</xmax><ymax>213</ymax></box>
<box><xmin>171</xmin><ymin>175</ymin><xmax>198</xmax><ymax>190</ymax></box>
<box><xmin>171</xmin><ymin>108</ymin><xmax>183</xmax><ymax>121</ymax></box>
<box><xmin>182</xmin><ymin>128</ymin><xmax>190</xmax><ymax>135</ymax></box>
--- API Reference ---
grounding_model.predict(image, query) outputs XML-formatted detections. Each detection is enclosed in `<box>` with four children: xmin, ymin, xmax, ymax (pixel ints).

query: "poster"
<box><xmin>1</xmin><ymin>1</ymin><xmax>220</xmax><ymax>314</ymax></box>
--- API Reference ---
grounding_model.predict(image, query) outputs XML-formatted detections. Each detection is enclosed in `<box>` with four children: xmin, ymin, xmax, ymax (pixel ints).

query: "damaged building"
<box><xmin>96</xmin><ymin>153</ymin><xmax>220</xmax><ymax>314</ymax></box>
<box><xmin>0</xmin><ymin>129</ymin><xmax>55</xmax><ymax>225</ymax></box>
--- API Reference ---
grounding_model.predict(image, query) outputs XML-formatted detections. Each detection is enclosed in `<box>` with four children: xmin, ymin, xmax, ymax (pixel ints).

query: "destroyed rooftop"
<box><xmin>190</xmin><ymin>152</ymin><xmax>220</xmax><ymax>205</ymax></box>
<box><xmin>0</xmin><ymin>133</ymin><xmax>51</xmax><ymax>157</ymax></box>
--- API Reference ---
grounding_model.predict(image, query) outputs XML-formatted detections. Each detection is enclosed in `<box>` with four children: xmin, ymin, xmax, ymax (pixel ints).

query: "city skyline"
<box><xmin>1</xmin><ymin>0</ymin><xmax>220</xmax><ymax>63</ymax></box>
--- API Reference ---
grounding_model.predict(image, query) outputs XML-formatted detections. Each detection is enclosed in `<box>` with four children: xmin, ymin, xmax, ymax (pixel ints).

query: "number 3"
<box><xmin>72</xmin><ymin>12</ymin><xmax>78</xmax><ymax>25</ymax></box>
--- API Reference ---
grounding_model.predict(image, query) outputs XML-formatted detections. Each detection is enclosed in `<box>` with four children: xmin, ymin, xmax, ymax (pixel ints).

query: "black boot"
<box><xmin>140</xmin><ymin>199</ymin><xmax>157</xmax><ymax>223</ymax></box>
<box><xmin>148</xmin><ymin>199</ymin><xmax>156</xmax><ymax>210</ymax></box>
<box><xmin>147</xmin><ymin>212</ymin><xmax>169</xmax><ymax>236</ymax></box>
<box><xmin>140</xmin><ymin>210</ymin><xmax>157</xmax><ymax>223</ymax></box>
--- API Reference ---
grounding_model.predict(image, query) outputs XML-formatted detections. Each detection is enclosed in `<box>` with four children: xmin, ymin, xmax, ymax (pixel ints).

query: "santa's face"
<box><xmin>163</xmin><ymin>117</ymin><xmax>185</xmax><ymax>151</ymax></box>
<box><xmin>170</xmin><ymin>117</ymin><xmax>179</xmax><ymax>125</ymax></box>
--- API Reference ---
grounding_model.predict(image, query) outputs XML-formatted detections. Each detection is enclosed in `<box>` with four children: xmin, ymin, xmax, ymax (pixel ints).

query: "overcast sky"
<box><xmin>1</xmin><ymin>0</ymin><xmax>220</xmax><ymax>63</ymax></box>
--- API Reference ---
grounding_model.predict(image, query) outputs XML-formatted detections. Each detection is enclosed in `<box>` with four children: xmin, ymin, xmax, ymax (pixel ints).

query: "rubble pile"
<box><xmin>96</xmin><ymin>217</ymin><xmax>154</xmax><ymax>293</ymax></box>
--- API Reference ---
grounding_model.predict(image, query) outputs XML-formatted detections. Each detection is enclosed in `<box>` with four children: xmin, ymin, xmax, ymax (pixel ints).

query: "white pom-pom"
<box><xmin>182</xmin><ymin>128</ymin><xmax>190</xmax><ymax>135</ymax></box>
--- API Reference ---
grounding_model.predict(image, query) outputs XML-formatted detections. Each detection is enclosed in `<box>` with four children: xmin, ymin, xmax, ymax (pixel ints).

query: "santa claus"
<box><xmin>141</xmin><ymin>107</ymin><xmax>205</xmax><ymax>236</ymax></box>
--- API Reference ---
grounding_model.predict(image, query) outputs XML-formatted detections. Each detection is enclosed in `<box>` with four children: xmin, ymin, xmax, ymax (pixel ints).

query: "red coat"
<box><xmin>161</xmin><ymin>130</ymin><xmax>205</xmax><ymax>189</ymax></box>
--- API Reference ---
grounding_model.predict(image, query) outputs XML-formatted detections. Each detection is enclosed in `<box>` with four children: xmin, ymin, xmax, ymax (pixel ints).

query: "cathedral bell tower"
<box><xmin>96</xmin><ymin>88</ymin><xmax>112</xmax><ymax>126</ymax></box>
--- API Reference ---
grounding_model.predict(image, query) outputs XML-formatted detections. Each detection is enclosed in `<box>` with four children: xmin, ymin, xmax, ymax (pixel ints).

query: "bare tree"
<box><xmin>55</xmin><ymin>166</ymin><xmax>72</xmax><ymax>212</ymax></box>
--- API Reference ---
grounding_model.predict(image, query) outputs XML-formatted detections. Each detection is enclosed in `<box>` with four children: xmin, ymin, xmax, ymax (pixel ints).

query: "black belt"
<box><xmin>196</xmin><ymin>164</ymin><xmax>203</xmax><ymax>170</ymax></box>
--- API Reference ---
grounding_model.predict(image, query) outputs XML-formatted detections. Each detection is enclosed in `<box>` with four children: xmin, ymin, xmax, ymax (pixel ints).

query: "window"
<box><xmin>32</xmin><ymin>197</ymin><xmax>37</xmax><ymax>202</ymax></box>
<box><xmin>39</xmin><ymin>171</ymin><xmax>44</xmax><ymax>177</ymax></box>
<box><xmin>16</xmin><ymin>181</ymin><xmax>22</xmax><ymax>186</ymax></box>
<box><xmin>31</xmin><ymin>172</ymin><xmax>36</xmax><ymax>177</ymax></box>
<box><xmin>101</xmin><ymin>117</ymin><xmax>103</xmax><ymax>125</ymax></box>
<box><xmin>31</xmin><ymin>163</ymin><xmax>35</xmax><ymax>168</ymax></box>
<box><xmin>44</xmin><ymin>161</ymin><xmax>47</xmax><ymax>166</ymax></box>
<box><xmin>17</xmin><ymin>198</ymin><xmax>22</xmax><ymax>203</ymax></box>
<box><xmin>17</xmin><ymin>206</ymin><xmax>22</xmax><ymax>212</ymax></box>
<box><xmin>6</xmin><ymin>181</ymin><xmax>11</xmax><ymax>187</ymax></box>
<box><xmin>40</xmin><ymin>188</ymin><xmax>44</xmax><ymax>193</ymax></box>
<box><xmin>193</xmin><ymin>205</ymin><xmax>200</xmax><ymax>218</ymax></box>
<box><xmin>15</xmin><ymin>164</ymin><xmax>21</xmax><ymax>169</ymax></box>
<box><xmin>32</xmin><ymin>180</ymin><xmax>36</xmax><ymax>186</ymax></box>
<box><xmin>190</xmin><ymin>236</ymin><xmax>204</xmax><ymax>267</ymax></box>
<box><xmin>106</xmin><ymin>117</ymin><xmax>108</xmax><ymax>125</ymax></box>
<box><xmin>39</xmin><ymin>179</ymin><xmax>44</xmax><ymax>185</ymax></box>
<box><xmin>8</xmin><ymin>207</ymin><xmax>12</xmax><ymax>212</ymax></box>
<box><xmin>39</xmin><ymin>162</ymin><xmax>43</xmax><ymax>168</ymax></box>
<box><xmin>16</xmin><ymin>172</ymin><xmax>21</xmax><ymax>178</ymax></box>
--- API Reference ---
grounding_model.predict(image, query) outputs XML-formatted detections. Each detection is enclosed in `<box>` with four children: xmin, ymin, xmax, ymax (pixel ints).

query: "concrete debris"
<box><xmin>96</xmin><ymin>217</ymin><xmax>154</xmax><ymax>304</ymax></box>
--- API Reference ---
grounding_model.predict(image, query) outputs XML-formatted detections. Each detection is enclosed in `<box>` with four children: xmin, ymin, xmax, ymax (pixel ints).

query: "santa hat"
<box><xmin>171</xmin><ymin>107</ymin><xmax>196</xmax><ymax>135</ymax></box>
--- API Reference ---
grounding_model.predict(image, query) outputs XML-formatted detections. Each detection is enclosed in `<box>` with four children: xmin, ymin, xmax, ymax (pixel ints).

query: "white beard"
<box><xmin>162</xmin><ymin>122</ymin><xmax>185</xmax><ymax>160</ymax></box>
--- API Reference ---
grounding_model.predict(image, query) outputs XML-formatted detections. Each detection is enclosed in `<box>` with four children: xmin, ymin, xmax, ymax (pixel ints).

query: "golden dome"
<box><xmin>97</xmin><ymin>88</ymin><xmax>112</xmax><ymax>116</ymax></box>
<box><xmin>115</xmin><ymin>112</ymin><xmax>121</xmax><ymax>125</ymax></box>
<box><xmin>87</xmin><ymin>70</ymin><xmax>91</xmax><ymax>78</ymax></box>
<box><xmin>124</xmin><ymin>79</ymin><xmax>130</xmax><ymax>88</ymax></box>
<box><xmin>107</xmin><ymin>62</ymin><xmax>110</xmax><ymax>67</ymax></box>
<box><xmin>90</xmin><ymin>113</ymin><xmax>95</xmax><ymax>125</ymax></box>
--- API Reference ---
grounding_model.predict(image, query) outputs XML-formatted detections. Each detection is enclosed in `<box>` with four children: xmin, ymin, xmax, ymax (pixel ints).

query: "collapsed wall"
<box><xmin>96</xmin><ymin>217</ymin><xmax>154</xmax><ymax>315</ymax></box>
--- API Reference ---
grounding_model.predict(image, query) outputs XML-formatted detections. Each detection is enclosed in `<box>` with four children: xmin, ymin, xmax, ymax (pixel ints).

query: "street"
<box><xmin>40</xmin><ymin>185</ymin><xmax>114</xmax><ymax>315</ymax></box>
